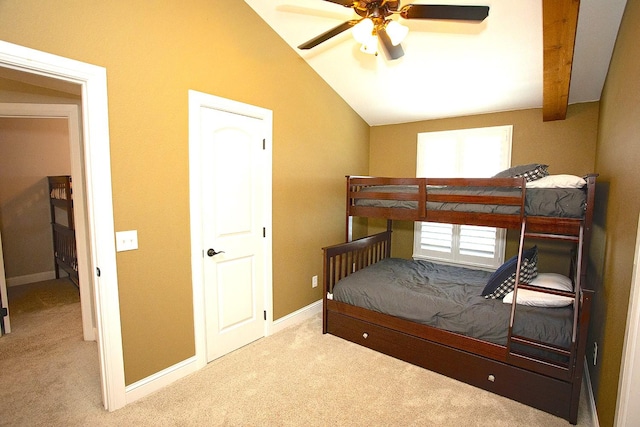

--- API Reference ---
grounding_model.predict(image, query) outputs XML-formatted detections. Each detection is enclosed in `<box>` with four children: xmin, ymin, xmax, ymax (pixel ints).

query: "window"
<box><xmin>413</xmin><ymin>125</ymin><xmax>512</xmax><ymax>269</ymax></box>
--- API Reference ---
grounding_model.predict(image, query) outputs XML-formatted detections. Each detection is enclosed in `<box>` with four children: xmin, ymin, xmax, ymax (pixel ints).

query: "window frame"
<box><xmin>412</xmin><ymin>125</ymin><xmax>513</xmax><ymax>270</ymax></box>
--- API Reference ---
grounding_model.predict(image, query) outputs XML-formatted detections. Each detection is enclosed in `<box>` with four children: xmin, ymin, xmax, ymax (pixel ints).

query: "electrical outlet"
<box><xmin>593</xmin><ymin>342</ymin><xmax>598</xmax><ymax>366</ymax></box>
<box><xmin>312</xmin><ymin>275</ymin><xmax>318</xmax><ymax>288</ymax></box>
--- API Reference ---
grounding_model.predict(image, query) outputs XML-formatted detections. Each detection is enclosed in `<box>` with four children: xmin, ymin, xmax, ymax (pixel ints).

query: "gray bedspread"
<box><xmin>332</xmin><ymin>258</ymin><xmax>573</xmax><ymax>348</ymax></box>
<box><xmin>354</xmin><ymin>185</ymin><xmax>586</xmax><ymax>218</ymax></box>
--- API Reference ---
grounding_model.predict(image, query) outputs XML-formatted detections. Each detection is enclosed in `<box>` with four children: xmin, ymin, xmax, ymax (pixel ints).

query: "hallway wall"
<box><xmin>0</xmin><ymin>117</ymin><xmax>71</xmax><ymax>283</ymax></box>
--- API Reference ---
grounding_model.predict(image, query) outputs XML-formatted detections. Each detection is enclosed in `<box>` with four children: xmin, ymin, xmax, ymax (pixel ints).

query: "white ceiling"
<box><xmin>245</xmin><ymin>0</ymin><xmax>627</xmax><ymax>126</ymax></box>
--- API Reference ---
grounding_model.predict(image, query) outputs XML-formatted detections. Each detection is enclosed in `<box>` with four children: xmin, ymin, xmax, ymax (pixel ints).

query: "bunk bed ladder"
<box><xmin>506</xmin><ymin>217</ymin><xmax>583</xmax><ymax>377</ymax></box>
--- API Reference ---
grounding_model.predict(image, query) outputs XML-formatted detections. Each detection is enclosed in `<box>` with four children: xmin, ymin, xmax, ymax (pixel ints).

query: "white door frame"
<box><xmin>615</xmin><ymin>214</ymin><xmax>640</xmax><ymax>426</ymax></box>
<box><xmin>0</xmin><ymin>40</ymin><xmax>126</xmax><ymax>410</ymax></box>
<box><xmin>188</xmin><ymin>90</ymin><xmax>273</xmax><ymax>368</ymax></box>
<box><xmin>0</xmin><ymin>230</ymin><xmax>8</xmax><ymax>336</ymax></box>
<box><xmin>0</xmin><ymin>103</ymin><xmax>94</xmax><ymax>342</ymax></box>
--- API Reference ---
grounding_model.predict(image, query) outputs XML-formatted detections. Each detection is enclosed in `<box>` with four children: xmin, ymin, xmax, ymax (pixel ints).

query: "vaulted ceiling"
<box><xmin>246</xmin><ymin>0</ymin><xmax>627</xmax><ymax>125</ymax></box>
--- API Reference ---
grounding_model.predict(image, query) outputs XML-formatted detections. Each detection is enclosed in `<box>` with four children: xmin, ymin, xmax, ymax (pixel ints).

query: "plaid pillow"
<box><xmin>513</xmin><ymin>165</ymin><xmax>549</xmax><ymax>182</ymax></box>
<box><xmin>493</xmin><ymin>164</ymin><xmax>549</xmax><ymax>182</ymax></box>
<box><xmin>482</xmin><ymin>247</ymin><xmax>538</xmax><ymax>299</ymax></box>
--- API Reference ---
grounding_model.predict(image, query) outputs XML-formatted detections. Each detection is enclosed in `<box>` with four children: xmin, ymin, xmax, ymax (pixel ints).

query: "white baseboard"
<box><xmin>125</xmin><ymin>355</ymin><xmax>200</xmax><ymax>405</ymax></box>
<box><xmin>6</xmin><ymin>271</ymin><xmax>57</xmax><ymax>287</ymax></box>
<box><xmin>270</xmin><ymin>299</ymin><xmax>322</xmax><ymax>335</ymax></box>
<box><xmin>583</xmin><ymin>358</ymin><xmax>600</xmax><ymax>427</ymax></box>
<box><xmin>124</xmin><ymin>299</ymin><xmax>322</xmax><ymax>405</ymax></box>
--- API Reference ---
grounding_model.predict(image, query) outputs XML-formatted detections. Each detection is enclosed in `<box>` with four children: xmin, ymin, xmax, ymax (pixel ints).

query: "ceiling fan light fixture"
<box><xmin>360</xmin><ymin>35</ymin><xmax>378</xmax><ymax>55</ymax></box>
<box><xmin>385</xmin><ymin>20</ymin><xmax>409</xmax><ymax>46</ymax></box>
<box><xmin>296</xmin><ymin>2</ymin><xmax>491</xmax><ymax>61</ymax></box>
<box><xmin>352</xmin><ymin>18</ymin><xmax>374</xmax><ymax>44</ymax></box>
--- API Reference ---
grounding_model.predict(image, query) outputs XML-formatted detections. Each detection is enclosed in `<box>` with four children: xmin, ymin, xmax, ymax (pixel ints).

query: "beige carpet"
<box><xmin>6</xmin><ymin>278</ymin><xmax>80</xmax><ymax>314</ymax></box>
<box><xmin>1</xmin><ymin>281</ymin><xmax>101</xmax><ymax>427</ymax></box>
<box><xmin>0</xmin><ymin>281</ymin><xmax>594</xmax><ymax>426</ymax></box>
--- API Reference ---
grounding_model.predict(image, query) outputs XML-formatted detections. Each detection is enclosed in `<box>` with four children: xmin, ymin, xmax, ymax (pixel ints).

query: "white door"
<box><xmin>0</xmin><ymin>230</ymin><xmax>10</xmax><ymax>336</ymax></box>
<box><xmin>200</xmin><ymin>107</ymin><xmax>266</xmax><ymax>362</ymax></box>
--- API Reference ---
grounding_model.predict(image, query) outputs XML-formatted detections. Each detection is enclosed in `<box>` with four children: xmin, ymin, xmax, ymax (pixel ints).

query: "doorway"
<box><xmin>0</xmin><ymin>110</ymin><xmax>93</xmax><ymax>341</ymax></box>
<box><xmin>188</xmin><ymin>90</ymin><xmax>273</xmax><ymax>367</ymax></box>
<box><xmin>0</xmin><ymin>40</ymin><xmax>125</xmax><ymax>409</ymax></box>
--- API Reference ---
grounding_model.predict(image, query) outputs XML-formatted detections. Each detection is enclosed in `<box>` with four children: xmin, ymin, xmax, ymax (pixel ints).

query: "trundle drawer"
<box><xmin>326</xmin><ymin>310</ymin><xmax>573</xmax><ymax>420</ymax></box>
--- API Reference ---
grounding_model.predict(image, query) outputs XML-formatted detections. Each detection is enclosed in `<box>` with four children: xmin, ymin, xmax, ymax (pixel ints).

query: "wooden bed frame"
<box><xmin>48</xmin><ymin>176</ymin><xmax>78</xmax><ymax>286</ymax></box>
<box><xmin>322</xmin><ymin>174</ymin><xmax>597</xmax><ymax>424</ymax></box>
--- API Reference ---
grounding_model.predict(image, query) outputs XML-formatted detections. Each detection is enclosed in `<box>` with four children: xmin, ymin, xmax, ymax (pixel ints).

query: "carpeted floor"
<box><xmin>1</xmin><ymin>279</ymin><xmax>101</xmax><ymax>427</ymax></box>
<box><xmin>7</xmin><ymin>278</ymin><xmax>80</xmax><ymax>314</ymax></box>
<box><xmin>0</xmin><ymin>280</ymin><xmax>595</xmax><ymax>426</ymax></box>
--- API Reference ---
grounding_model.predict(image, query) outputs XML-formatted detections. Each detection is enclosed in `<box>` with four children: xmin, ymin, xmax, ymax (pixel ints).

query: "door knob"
<box><xmin>207</xmin><ymin>248</ymin><xmax>225</xmax><ymax>257</ymax></box>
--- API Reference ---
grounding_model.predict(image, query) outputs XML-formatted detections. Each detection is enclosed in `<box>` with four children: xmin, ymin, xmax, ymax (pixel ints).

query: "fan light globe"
<box><xmin>360</xmin><ymin>35</ymin><xmax>378</xmax><ymax>55</ymax></box>
<box><xmin>386</xmin><ymin>20</ymin><xmax>409</xmax><ymax>46</ymax></box>
<box><xmin>352</xmin><ymin>18</ymin><xmax>374</xmax><ymax>44</ymax></box>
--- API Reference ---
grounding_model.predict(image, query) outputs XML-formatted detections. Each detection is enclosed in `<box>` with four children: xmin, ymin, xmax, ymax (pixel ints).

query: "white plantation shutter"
<box><xmin>413</xmin><ymin>126</ymin><xmax>512</xmax><ymax>269</ymax></box>
<box><xmin>419</xmin><ymin>222</ymin><xmax>453</xmax><ymax>253</ymax></box>
<box><xmin>459</xmin><ymin>225</ymin><xmax>497</xmax><ymax>257</ymax></box>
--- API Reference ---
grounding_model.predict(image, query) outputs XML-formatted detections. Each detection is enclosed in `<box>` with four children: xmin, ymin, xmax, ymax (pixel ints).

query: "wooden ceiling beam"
<box><xmin>542</xmin><ymin>0</ymin><xmax>580</xmax><ymax>121</ymax></box>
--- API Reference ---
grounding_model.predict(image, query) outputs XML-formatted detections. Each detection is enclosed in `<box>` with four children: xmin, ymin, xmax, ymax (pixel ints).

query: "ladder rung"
<box><xmin>508</xmin><ymin>349</ymin><xmax>571</xmax><ymax>372</ymax></box>
<box><xmin>510</xmin><ymin>335</ymin><xmax>572</xmax><ymax>357</ymax></box>
<box><xmin>524</xmin><ymin>232</ymin><xmax>579</xmax><ymax>242</ymax></box>
<box><xmin>517</xmin><ymin>284</ymin><xmax>576</xmax><ymax>299</ymax></box>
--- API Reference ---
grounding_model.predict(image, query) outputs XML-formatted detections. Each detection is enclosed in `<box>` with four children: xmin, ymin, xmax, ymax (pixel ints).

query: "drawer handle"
<box><xmin>362</xmin><ymin>332</ymin><xmax>369</xmax><ymax>339</ymax></box>
<box><xmin>488</xmin><ymin>374</ymin><xmax>495</xmax><ymax>382</ymax></box>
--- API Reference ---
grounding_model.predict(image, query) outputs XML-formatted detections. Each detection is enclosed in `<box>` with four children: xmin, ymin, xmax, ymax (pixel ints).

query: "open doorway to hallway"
<box><xmin>0</xmin><ymin>112</ymin><xmax>85</xmax><ymax>323</ymax></box>
<box><xmin>0</xmin><ymin>39</ymin><xmax>125</xmax><ymax>409</ymax></box>
<box><xmin>0</xmin><ymin>107</ymin><xmax>102</xmax><ymax>414</ymax></box>
<box><xmin>0</xmin><ymin>107</ymin><xmax>93</xmax><ymax>339</ymax></box>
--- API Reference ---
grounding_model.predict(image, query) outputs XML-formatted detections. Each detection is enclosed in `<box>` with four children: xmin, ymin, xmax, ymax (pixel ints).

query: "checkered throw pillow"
<box><xmin>482</xmin><ymin>247</ymin><xmax>538</xmax><ymax>299</ymax></box>
<box><xmin>514</xmin><ymin>165</ymin><xmax>549</xmax><ymax>182</ymax></box>
<box><xmin>493</xmin><ymin>164</ymin><xmax>549</xmax><ymax>182</ymax></box>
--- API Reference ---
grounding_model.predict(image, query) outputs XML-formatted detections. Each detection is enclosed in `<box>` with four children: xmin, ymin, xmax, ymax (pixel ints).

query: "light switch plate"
<box><xmin>116</xmin><ymin>230</ymin><xmax>138</xmax><ymax>252</ymax></box>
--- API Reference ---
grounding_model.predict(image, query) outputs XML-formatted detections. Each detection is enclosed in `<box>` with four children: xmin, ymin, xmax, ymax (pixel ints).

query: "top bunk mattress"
<box><xmin>353</xmin><ymin>185</ymin><xmax>586</xmax><ymax>218</ymax></box>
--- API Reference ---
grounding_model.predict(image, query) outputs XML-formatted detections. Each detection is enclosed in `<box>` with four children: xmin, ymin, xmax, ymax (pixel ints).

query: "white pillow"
<box><xmin>530</xmin><ymin>273</ymin><xmax>573</xmax><ymax>290</ymax></box>
<box><xmin>526</xmin><ymin>174</ymin><xmax>587</xmax><ymax>189</ymax></box>
<box><xmin>502</xmin><ymin>273</ymin><xmax>574</xmax><ymax>307</ymax></box>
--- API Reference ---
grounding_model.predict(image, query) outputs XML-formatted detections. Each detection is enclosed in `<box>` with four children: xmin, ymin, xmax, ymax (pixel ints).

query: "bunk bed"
<box><xmin>48</xmin><ymin>176</ymin><xmax>78</xmax><ymax>286</ymax></box>
<box><xmin>322</xmin><ymin>167</ymin><xmax>597</xmax><ymax>424</ymax></box>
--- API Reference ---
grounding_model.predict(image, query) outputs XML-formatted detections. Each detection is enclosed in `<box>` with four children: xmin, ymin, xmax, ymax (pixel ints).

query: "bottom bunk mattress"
<box><xmin>331</xmin><ymin>258</ymin><xmax>573</xmax><ymax>350</ymax></box>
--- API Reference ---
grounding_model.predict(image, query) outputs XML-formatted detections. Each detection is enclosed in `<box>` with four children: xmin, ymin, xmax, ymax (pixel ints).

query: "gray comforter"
<box><xmin>332</xmin><ymin>258</ymin><xmax>573</xmax><ymax>349</ymax></box>
<box><xmin>355</xmin><ymin>185</ymin><xmax>586</xmax><ymax>218</ymax></box>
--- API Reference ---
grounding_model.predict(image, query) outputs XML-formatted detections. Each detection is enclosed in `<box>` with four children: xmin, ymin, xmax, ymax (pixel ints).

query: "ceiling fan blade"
<box><xmin>378</xmin><ymin>28</ymin><xmax>405</xmax><ymax>60</ymax></box>
<box><xmin>322</xmin><ymin>0</ymin><xmax>355</xmax><ymax>6</ymax></box>
<box><xmin>298</xmin><ymin>20</ymin><xmax>359</xmax><ymax>50</ymax></box>
<box><xmin>400</xmin><ymin>5</ymin><xmax>490</xmax><ymax>21</ymax></box>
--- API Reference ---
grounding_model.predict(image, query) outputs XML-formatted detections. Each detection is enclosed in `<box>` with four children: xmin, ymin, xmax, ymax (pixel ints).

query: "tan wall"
<box><xmin>369</xmin><ymin>103</ymin><xmax>599</xmax><ymax>263</ymax></box>
<box><xmin>0</xmin><ymin>77</ymin><xmax>80</xmax><ymax>103</ymax></box>
<box><xmin>0</xmin><ymin>118</ymin><xmax>71</xmax><ymax>279</ymax></box>
<box><xmin>0</xmin><ymin>1</ymin><xmax>370</xmax><ymax>384</ymax></box>
<box><xmin>589</xmin><ymin>1</ymin><xmax>640</xmax><ymax>425</ymax></box>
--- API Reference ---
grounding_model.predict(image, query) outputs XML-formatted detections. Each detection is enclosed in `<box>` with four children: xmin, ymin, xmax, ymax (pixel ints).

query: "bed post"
<box><xmin>346</xmin><ymin>176</ymin><xmax>352</xmax><ymax>242</ymax></box>
<box><xmin>322</xmin><ymin>247</ymin><xmax>330</xmax><ymax>334</ymax></box>
<box><xmin>580</xmin><ymin>174</ymin><xmax>597</xmax><ymax>278</ymax></box>
<box><xmin>569</xmin><ymin>288</ymin><xmax>594</xmax><ymax>424</ymax></box>
<box><xmin>386</xmin><ymin>220</ymin><xmax>392</xmax><ymax>257</ymax></box>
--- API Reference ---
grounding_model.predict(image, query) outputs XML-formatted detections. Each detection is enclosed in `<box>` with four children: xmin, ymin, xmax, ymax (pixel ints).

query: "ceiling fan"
<box><xmin>297</xmin><ymin>1</ymin><xmax>490</xmax><ymax>60</ymax></box>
